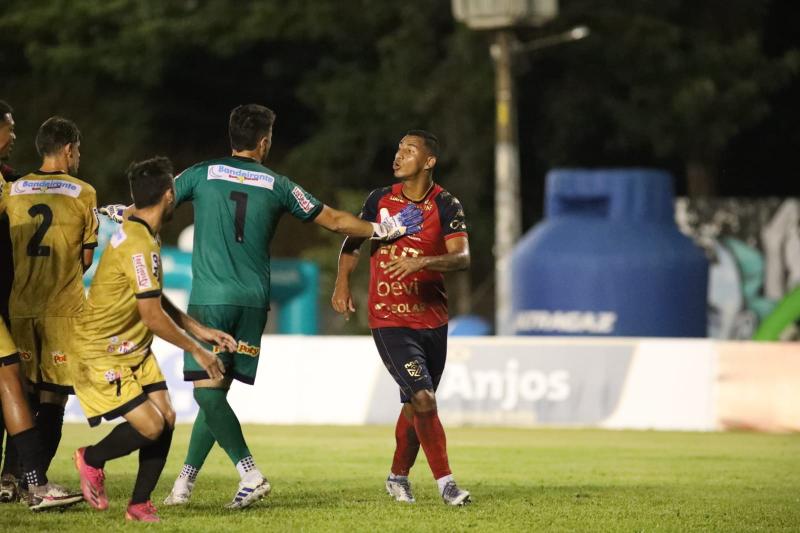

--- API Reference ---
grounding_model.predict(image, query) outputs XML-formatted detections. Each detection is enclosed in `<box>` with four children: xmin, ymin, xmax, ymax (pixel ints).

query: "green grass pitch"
<box><xmin>0</xmin><ymin>424</ymin><xmax>798</xmax><ymax>531</ymax></box>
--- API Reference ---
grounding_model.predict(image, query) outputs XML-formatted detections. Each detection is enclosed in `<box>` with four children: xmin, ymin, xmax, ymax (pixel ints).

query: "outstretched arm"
<box><xmin>314</xmin><ymin>204</ymin><xmax>423</xmax><ymax>241</ymax></box>
<box><xmin>313</xmin><ymin>205</ymin><xmax>375</xmax><ymax>238</ymax></box>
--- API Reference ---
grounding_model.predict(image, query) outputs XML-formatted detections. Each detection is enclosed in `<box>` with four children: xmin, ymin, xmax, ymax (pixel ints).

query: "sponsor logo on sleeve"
<box><xmin>291</xmin><ymin>186</ymin><xmax>315</xmax><ymax>213</ymax></box>
<box><xmin>150</xmin><ymin>252</ymin><xmax>161</xmax><ymax>280</ymax></box>
<box><xmin>51</xmin><ymin>351</ymin><xmax>68</xmax><ymax>365</ymax></box>
<box><xmin>10</xmin><ymin>179</ymin><xmax>82</xmax><ymax>198</ymax></box>
<box><xmin>132</xmin><ymin>253</ymin><xmax>152</xmax><ymax>290</ymax></box>
<box><xmin>92</xmin><ymin>207</ymin><xmax>100</xmax><ymax>227</ymax></box>
<box><xmin>19</xmin><ymin>350</ymin><xmax>32</xmax><ymax>361</ymax></box>
<box><xmin>207</xmin><ymin>164</ymin><xmax>275</xmax><ymax>189</ymax></box>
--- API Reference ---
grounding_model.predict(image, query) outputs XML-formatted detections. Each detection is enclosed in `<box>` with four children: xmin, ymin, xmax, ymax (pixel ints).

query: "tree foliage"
<box><xmin>1</xmin><ymin>0</ymin><xmax>797</xmax><ymax>329</ymax></box>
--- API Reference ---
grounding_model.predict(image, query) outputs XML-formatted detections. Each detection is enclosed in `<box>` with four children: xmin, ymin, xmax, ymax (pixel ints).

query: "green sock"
<box><xmin>183</xmin><ymin>408</ymin><xmax>216</xmax><ymax>469</ymax></box>
<box><xmin>193</xmin><ymin>387</ymin><xmax>251</xmax><ymax>466</ymax></box>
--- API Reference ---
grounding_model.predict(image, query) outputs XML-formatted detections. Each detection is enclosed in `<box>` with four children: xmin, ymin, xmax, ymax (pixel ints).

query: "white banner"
<box><xmin>64</xmin><ymin>336</ymin><xmax>798</xmax><ymax>432</ymax></box>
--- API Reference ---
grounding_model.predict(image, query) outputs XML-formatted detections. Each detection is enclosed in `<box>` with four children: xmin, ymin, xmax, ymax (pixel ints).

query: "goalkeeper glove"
<box><xmin>370</xmin><ymin>204</ymin><xmax>424</xmax><ymax>241</ymax></box>
<box><xmin>98</xmin><ymin>204</ymin><xmax>127</xmax><ymax>224</ymax></box>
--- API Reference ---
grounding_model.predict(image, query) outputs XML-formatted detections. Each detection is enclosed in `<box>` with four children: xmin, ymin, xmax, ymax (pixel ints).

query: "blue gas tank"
<box><xmin>511</xmin><ymin>169</ymin><xmax>708</xmax><ymax>337</ymax></box>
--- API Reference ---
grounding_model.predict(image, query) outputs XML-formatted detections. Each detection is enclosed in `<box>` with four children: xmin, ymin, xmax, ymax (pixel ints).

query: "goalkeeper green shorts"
<box><xmin>183</xmin><ymin>304</ymin><xmax>268</xmax><ymax>385</ymax></box>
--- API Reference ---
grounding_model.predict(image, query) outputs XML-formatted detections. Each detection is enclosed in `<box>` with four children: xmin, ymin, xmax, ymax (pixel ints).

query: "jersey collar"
<box><xmin>396</xmin><ymin>181</ymin><xmax>437</xmax><ymax>203</ymax></box>
<box><xmin>129</xmin><ymin>215</ymin><xmax>156</xmax><ymax>237</ymax></box>
<box><xmin>33</xmin><ymin>169</ymin><xmax>69</xmax><ymax>176</ymax></box>
<box><xmin>231</xmin><ymin>155</ymin><xmax>259</xmax><ymax>163</ymax></box>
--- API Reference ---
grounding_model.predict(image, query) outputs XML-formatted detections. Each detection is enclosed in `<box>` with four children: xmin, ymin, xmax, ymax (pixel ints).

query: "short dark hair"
<box><xmin>35</xmin><ymin>116</ymin><xmax>81</xmax><ymax>157</ymax></box>
<box><xmin>127</xmin><ymin>156</ymin><xmax>174</xmax><ymax>209</ymax></box>
<box><xmin>405</xmin><ymin>129</ymin><xmax>439</xmax><ymax>158</ymax></box>
<box><xmin>0</xmin><ymin>100</ymin><xmax>13</xmax><ymax>119</ymax></box>
<box><xmin>229</xmin><ymin>104</ymin><xmax>276</xmax><ymax>151</ymax></box>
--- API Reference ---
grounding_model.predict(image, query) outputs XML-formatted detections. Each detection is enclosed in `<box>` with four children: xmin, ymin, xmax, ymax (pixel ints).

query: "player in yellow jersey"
<box><xmin>72</xmin><ymin>157</ymin><xmax>233</xmax><ymax>522</ymax></box>
<box><xmin>0</xmin><ymin>167</ymin><xmax>84</xmax><ymax>510</ymax></box>
<box><xmin>5</xmin><ymin>116</ymin><xmax>98</xmax><ymax>478</ymax></box>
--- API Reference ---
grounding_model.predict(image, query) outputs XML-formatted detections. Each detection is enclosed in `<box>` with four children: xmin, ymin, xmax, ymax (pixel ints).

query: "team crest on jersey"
<box><xmin>19</xmin><ymin>350</ymin><xmax>32</xmax><ymax>362</ymax></box>
<box><xmin>150</xmin><ymin>252</ymin><xmax>161</xmax><ymax>280</ymax></box>
<box><xmin>207</xmin><ymin>164</ymin><xmax>275</xmax><ymax>189</ymax></box>
<box><xmin>110</xmin><ymin>227</ymin><xmax>128</xmax><ymax>248</ymax></box>
<box><xmin>404</xmin><ymin>360</ymin><xmax>422</xmax><ymax>378</ymax></box>
<box><xmin>10</xmin><ymin>179</ymin><xmax>82</xmax><ymax>198</ymax></box>
<box><xmin>51</xmin><ymin>351</ymin><xmax>68</xmax><ymax>365</ymax></box>
<box><xmin>104</xmin><ymin>369</ymin><xmax>122</xmax><ymax>383</ymax></box>
<box><xmin>132</xmin><ymin>253</ymin><xmax>152</xmax><ymax>290</ymax></box>
<box><xmin>291</xmin><ymin>186</ymin><xmax>314</xmax><ymax>213</ymax></box>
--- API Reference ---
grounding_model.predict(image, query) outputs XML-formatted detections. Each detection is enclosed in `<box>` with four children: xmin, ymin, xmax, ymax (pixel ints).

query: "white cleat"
<box><xmin>224</xmin><ymin>474</ymin><xmax>271</xmax><ymax>510</ymax></box>
<box><xmin>441</xmin><ymin>480</ymin><xmax>471</xmax><ymax>506</ymax></box>
<box><xmin>385</xmin><ymin>476</ymin><xmax>415</xmax><ymax>503</ymax></box>
<box><xmin>163</xmin><ymin>477</ymin><xmax>195</xmax><ymax>506</ymax></box>
<box><xmin>27</xmin><ymin>482</ymin><xmax>84</xmax><ymax>511</ymax></box>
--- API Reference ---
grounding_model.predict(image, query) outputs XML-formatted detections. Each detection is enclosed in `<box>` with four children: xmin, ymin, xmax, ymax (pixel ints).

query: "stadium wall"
<box><xmin>65</xmin><ymin>336</ymin><xmax>800</xmax><ymax>432</ymax></box>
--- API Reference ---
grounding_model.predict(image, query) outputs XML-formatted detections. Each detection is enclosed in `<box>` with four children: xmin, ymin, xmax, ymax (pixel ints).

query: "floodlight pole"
<box><xmin>492</xmin><ymin>30</ymin><xmax>521</xmax><ymax>336</ymax></box>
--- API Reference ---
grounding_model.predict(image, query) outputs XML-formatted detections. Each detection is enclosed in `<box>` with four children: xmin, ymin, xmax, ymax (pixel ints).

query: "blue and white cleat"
<box><xmin>224</xmin><ymin>473</ymin><xmax>271</xmax><ymax>509</ymax></box>
<box><xmin>385</xmin><ymin>476</ymin><xmax>415</xmax><ymax>503</ymax></box>
<box><xmin>441</xmin><ymin>480</ymin><xmax>471</xmax><ymax>506</ymax></box>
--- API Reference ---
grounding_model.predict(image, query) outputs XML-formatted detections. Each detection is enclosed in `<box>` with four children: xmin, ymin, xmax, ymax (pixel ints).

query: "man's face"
<box><xmin>393</xmin><ymin>135</ymin><xmax>432</xmax><ymax>180</ymax></box>
<box><xmin>66</xmin><ymin>141</ymin><xmax>81</xmax><ymax>175</ymax></box>
<box><xmin>0</xmin><ymin>113</ymin><xmax>16</xmax><ymax>160</ymax></box>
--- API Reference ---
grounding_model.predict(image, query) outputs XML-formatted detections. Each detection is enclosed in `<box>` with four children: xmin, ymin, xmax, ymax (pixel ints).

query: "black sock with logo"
<box><xmin>35</xmin><ymin>403</ymin><xmax>64</xmax><ymax>474</ymax></box>
<box><xmin>10</xmin><ymin>427</ymin><xmax>47</xmax><ymax>487</ymax></box>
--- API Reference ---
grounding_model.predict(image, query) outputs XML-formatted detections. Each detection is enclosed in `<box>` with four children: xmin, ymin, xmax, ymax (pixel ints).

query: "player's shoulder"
<box><xmin>116</xmin><ymin>217</ymin><xmax>157</xmax><ymax>248</ymax></box>
<box><xmin>70</xmin><ymin>175</ymin><xmax>97</xmax><ymax>197</ymax></box>
<box><xmin>178</xmin><ymin>158</ymin><xmax>218</xmax><ymax>178</ymax></box>
<box><xmin>367</xmin><ymin>185</ymin><xmax>394</xmax><ymax>202</ymax></box>
<box><xmin>433</xmin><ymin>184</ymin><xmax>463</xmax><ymax>207</ymax></box>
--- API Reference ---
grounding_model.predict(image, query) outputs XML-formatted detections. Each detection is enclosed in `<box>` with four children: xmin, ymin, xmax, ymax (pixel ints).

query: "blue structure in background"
<box><xmin>85</xmin><ymin>220</ymin><xmax>319</xmax><ymax>334</ymax></box>
<box><xmin>449</xmin><ymin>314</ymin><xmax>491</xmax><ymax>336</ymax></box>
<box><xmin>511</xmin><ymin>169</ymin><xmax>708</xmax><ymax>337</ymax></box>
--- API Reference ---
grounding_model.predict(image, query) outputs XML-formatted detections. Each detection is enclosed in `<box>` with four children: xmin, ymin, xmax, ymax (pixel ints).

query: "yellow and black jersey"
<box><xmin>76</xmin><ymin>216</ymin><xmax>162</xmax><ymax>366</ymax></box>
<box><xmin>6</xmin><ymin>171</ymin><xmax>98</xmax><ymax>318</ymax></box>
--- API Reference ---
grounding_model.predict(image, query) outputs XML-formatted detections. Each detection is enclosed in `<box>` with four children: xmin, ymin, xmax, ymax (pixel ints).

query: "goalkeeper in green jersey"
<box><xmin>101</xmin><ymin>104</ymin><xmax>422</xmax><ymax>509</ymax></box>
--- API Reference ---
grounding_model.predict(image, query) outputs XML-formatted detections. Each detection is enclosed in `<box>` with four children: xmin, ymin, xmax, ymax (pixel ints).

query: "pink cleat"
<box><xmin>73</xmin><ymin>447</ymin><xmax>108</xmax><ymax>510</ymax></box>
<box><xmin>125</xmin><ymin>500</ymin><xmax>160</xmax><ymax>522</ymax></box>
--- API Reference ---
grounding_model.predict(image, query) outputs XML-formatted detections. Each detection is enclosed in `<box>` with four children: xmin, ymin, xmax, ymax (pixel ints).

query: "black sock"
<box><xmin>1</xmin><ymin>429</ymin><xmax>21</xmax><ymax>478</ymax></box>
<box><xmin>84</xmin><ymin>422</ymin><xmax>155</xmax><ymax>469</ymax></box>
<box><xmin>131</xmin><ymin>426</ymin><xmax>173</xmax><ymax>504</ymax></box>
<box><xmin>9</xmin><ymin>427</ymin><xmax>47</xmax><ymax>487</ymax></box>
<box><xmin>35</xmin><ymin>403</ymin><xmax>64</xmax><ymax>473</ymax></box>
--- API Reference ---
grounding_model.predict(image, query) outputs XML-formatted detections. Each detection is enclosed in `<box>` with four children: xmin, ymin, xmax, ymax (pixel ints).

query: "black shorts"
<box><xmin>371</xmin><ymin>325</ymin><xmax>448</xmax><ymax>403</ymax></box>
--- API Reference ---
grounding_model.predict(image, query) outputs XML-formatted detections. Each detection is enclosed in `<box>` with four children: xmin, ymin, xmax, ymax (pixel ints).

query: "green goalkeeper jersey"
<box><xmin>175</xmin><ymin>155</ymin><xmax>323</xmax><ymax>308</ymax></box>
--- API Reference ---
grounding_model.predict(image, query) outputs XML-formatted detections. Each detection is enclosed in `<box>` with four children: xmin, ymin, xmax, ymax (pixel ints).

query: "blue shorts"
<box><xmin>371</xmin><ymin>325</ymin><xmax>448</xmax><ymax>403</ymax></box>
